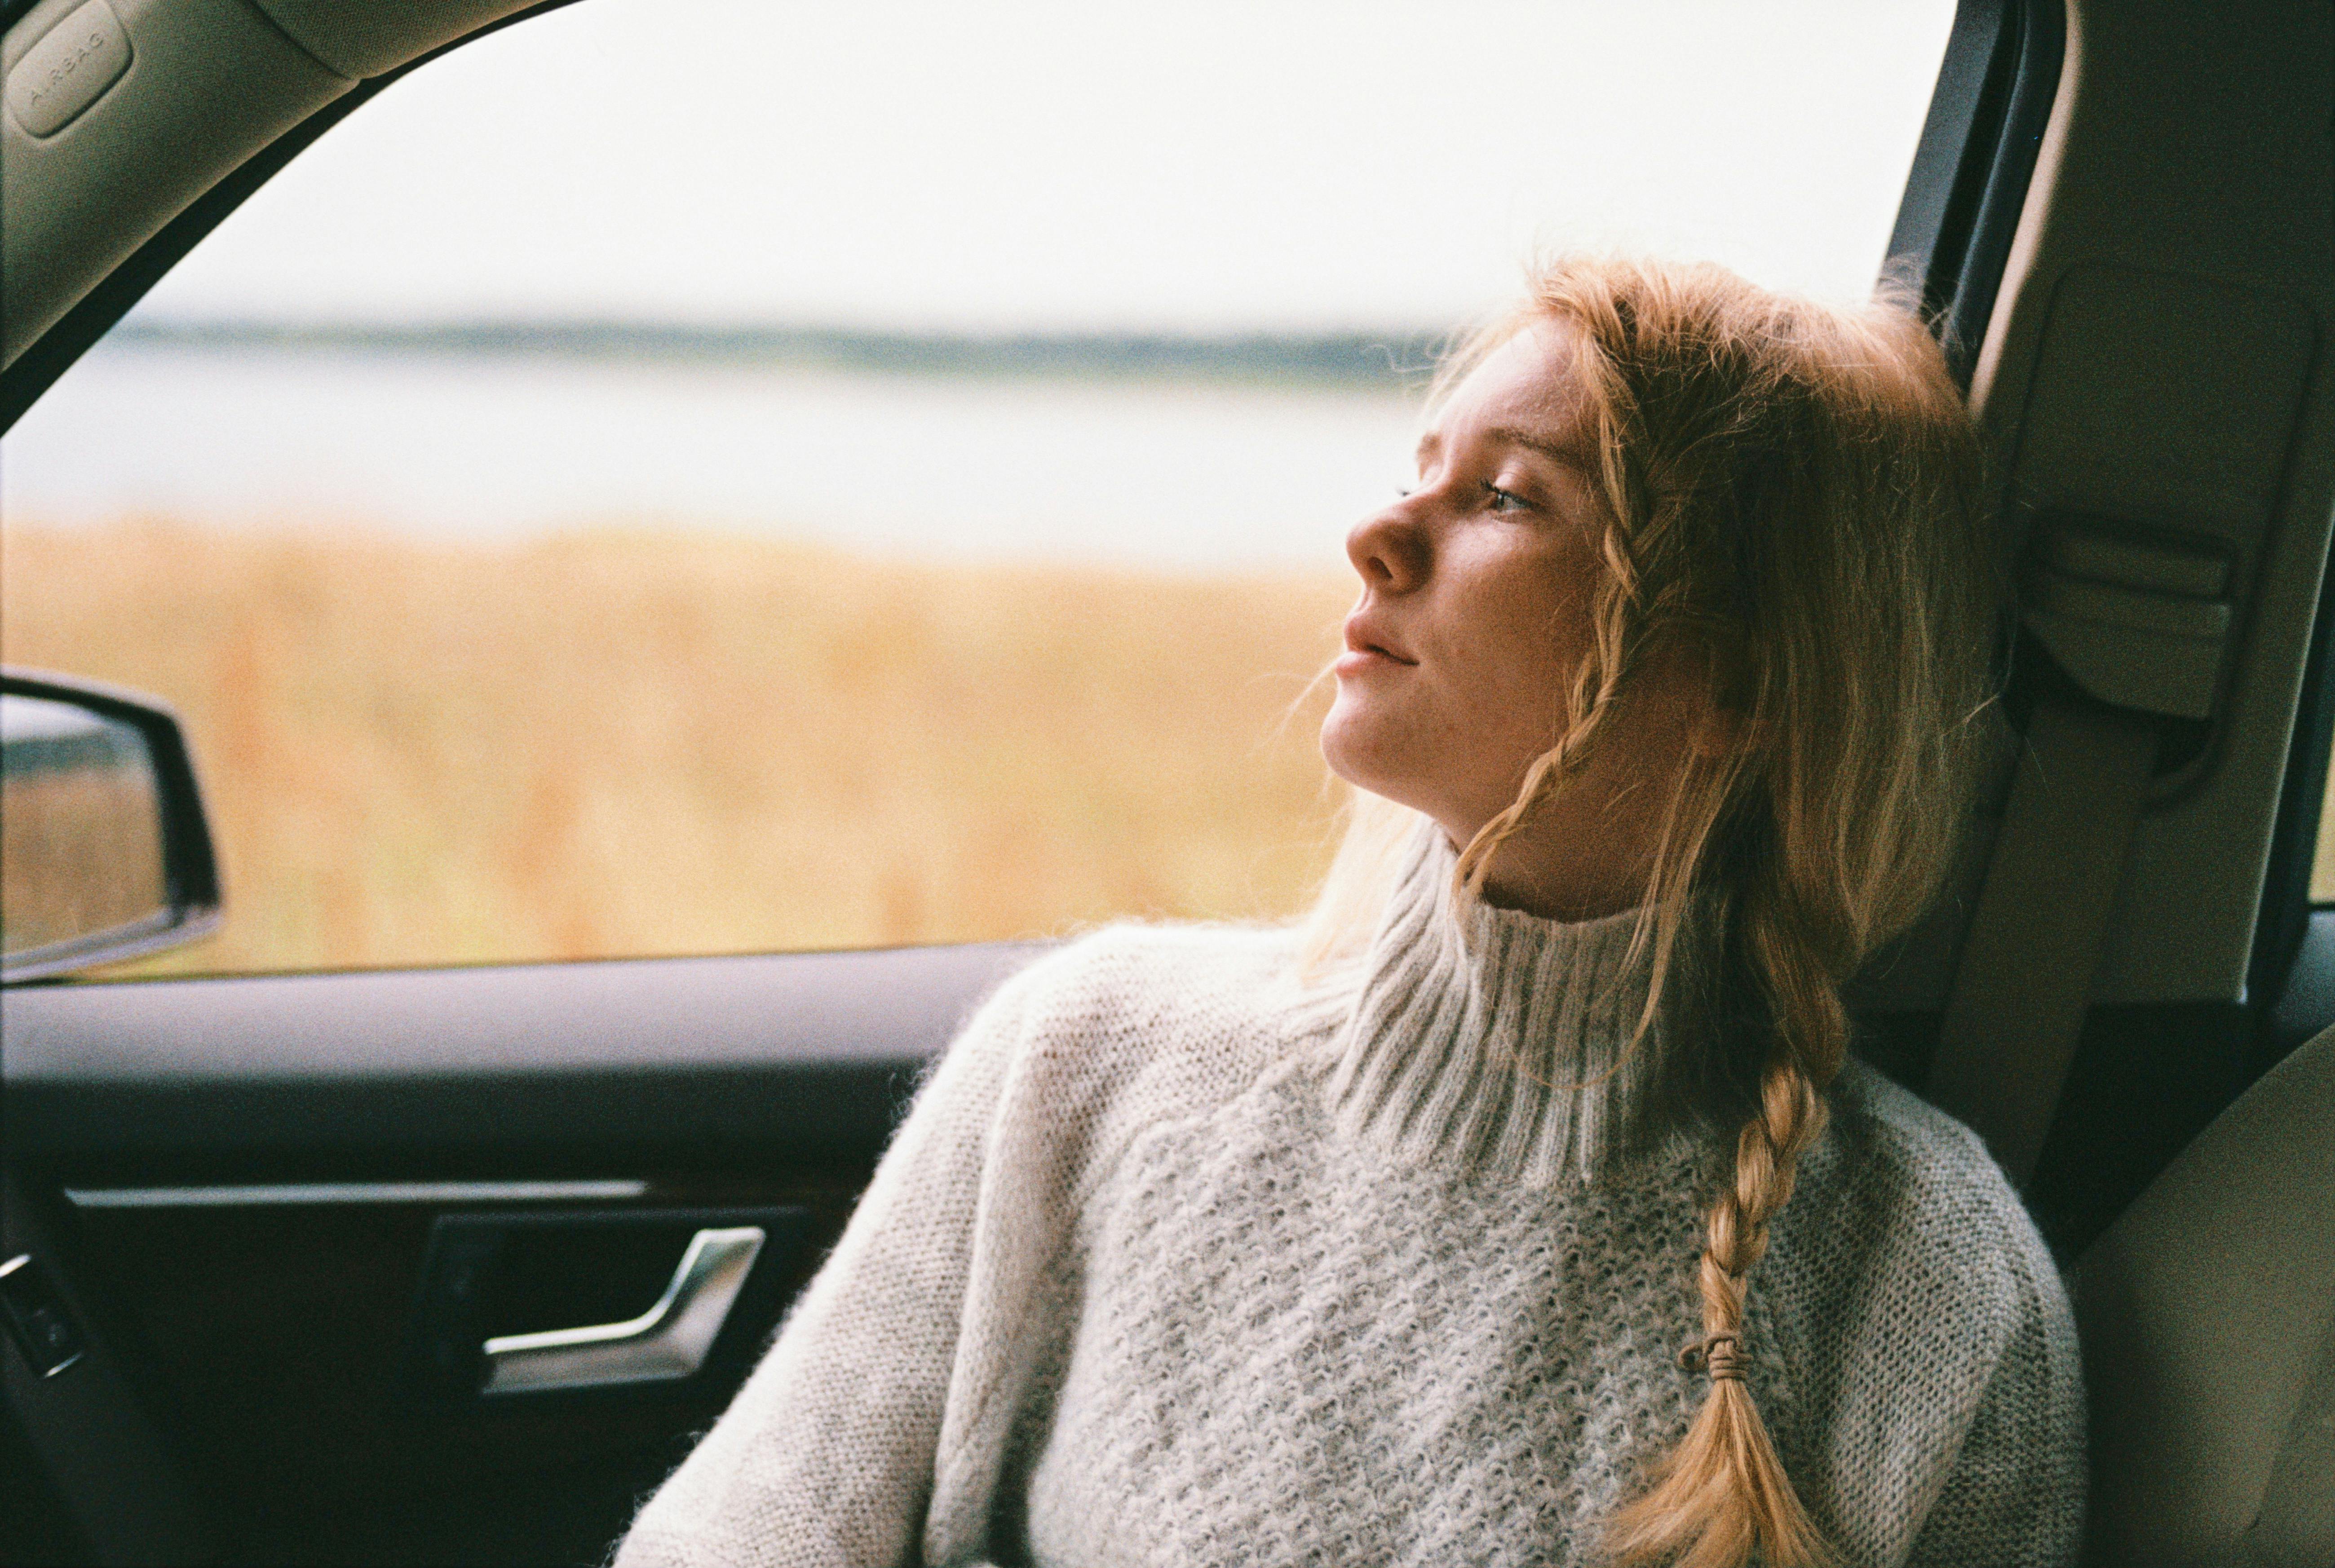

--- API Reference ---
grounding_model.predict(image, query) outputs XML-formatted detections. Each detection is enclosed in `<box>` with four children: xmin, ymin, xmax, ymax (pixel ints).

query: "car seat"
<box><xmin>2073</xmin><ymin>1024</ymin><xmax>2335</xmax><ymax>1564</ymax></box>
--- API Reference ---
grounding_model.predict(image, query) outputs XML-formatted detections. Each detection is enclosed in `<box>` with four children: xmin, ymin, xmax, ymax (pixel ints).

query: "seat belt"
<box><xmin>1925</xmin><ymin>696</ymin><xmax>2160</xmax><ymax>1188</ymax></box>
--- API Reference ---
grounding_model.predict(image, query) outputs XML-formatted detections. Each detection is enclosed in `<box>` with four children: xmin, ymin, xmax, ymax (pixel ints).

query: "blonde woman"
<box><xmin>617</xmin><ymin>257</ymin><xmax>2084</xmax><ymax>1568</ymax></box>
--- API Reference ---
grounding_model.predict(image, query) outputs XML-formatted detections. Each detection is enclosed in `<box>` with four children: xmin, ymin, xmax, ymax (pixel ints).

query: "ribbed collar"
<box><xmin>1321</xmin><ymin>819</ymin><xmax>1705</xmax><ymax>1187</ymax></box>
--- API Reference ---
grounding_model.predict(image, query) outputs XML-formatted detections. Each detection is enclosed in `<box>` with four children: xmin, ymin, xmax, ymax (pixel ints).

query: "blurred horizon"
<box><xmin>100</xmin><ymin>315</ymin><xmax>1448</xmax><ymax>388</ymax></box>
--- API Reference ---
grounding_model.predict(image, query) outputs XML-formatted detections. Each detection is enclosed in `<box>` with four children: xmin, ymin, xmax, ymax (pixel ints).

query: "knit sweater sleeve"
<box><xmin>610</xmin><ymin>958</ymin><xmax>1043</xmax><ymax>1568</ymax></box>
<box><xmin>1796</xmin><ymin>1066</ymin><xmax>2089</xmax><ymax>1568</ymax></box>
<box><xmin>1899</xmin><ymin>1225</ymin><xmax>2087</xmax><ymax>1568</ymax></box>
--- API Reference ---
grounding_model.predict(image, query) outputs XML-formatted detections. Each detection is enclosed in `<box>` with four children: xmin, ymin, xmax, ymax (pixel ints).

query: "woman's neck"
<box><xmin>1321</xmin><ymin>818</ymin><xmax>1714</xmax><ymax>1187</ymax></box>
<box><xmin>1433</xmin><ymin>813</ymin><xmax>1658</xmax><ymax>924</ymax></box>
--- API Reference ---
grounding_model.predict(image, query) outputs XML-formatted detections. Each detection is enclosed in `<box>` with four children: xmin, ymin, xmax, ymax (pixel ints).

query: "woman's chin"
<box><xmin>1318</xmin><ymin>705</ymin><xmax>1404</xmax><ymax>799</ymax></box>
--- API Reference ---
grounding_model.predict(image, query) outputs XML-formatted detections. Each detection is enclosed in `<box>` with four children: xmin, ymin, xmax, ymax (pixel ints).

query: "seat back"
<box><xmin>2074</xmin><ymin>1025</ymin><xmax>2335</xmax><ymax>1565</ymax></box>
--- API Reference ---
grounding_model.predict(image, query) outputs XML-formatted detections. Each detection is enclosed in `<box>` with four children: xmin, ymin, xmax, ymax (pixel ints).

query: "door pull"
<box><xmin>481</xmin><ymin>1226</ymin><xmax>764</xmax><ymax>1394</ymax></box>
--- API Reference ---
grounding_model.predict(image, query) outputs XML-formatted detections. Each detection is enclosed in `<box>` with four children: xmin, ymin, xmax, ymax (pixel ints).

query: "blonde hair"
<box><xmin>1303</xmin><ymin>255</ymin><xmax>1996</xmax><ymax>1566</ymax></box>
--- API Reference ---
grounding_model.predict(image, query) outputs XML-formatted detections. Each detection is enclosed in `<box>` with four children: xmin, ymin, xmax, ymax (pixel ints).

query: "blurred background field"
<box><xmin>0</xmin><ymin>520</ymin><xmax>1354</xmax><ymax>974</ymax></box>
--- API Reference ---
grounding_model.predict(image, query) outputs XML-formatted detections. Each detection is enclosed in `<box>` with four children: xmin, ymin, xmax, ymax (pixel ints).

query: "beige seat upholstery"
<box><xmin>2074</xmin><ymin>1025</ymin><xmax>2335</xmax><ymax>1565</ymax></box>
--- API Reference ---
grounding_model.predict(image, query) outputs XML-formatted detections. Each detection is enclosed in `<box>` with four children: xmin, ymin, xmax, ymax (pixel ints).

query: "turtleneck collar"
<box><xmin>1320</xmin><ymin>818</ymin><xmax>1709</xmax><ymax>1187</ymax></box>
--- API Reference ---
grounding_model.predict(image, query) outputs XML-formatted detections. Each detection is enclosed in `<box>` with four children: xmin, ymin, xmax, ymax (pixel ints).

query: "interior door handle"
<box><xmin>481</xmin><ymin>1225</ymin><xmax>765</xmax><ymax>1395</ymax></box>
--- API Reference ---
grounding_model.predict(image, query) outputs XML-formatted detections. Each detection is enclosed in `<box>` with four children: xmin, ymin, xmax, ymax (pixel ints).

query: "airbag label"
<box><xmin>6</xmin><ymin>0</ymin><xmax>132</xmax><ymax>139</ymax></box>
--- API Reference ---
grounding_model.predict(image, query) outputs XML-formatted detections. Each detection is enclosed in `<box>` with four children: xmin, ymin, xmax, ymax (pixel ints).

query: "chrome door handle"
<box><xmin>481</xmin><ymin>1226</ymin><xmax>764</xmax><ymax>1395</ymax></box>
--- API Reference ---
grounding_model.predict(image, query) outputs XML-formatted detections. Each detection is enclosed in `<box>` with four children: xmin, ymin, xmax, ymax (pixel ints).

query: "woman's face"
<box><xmin>1319</xmin><ymin>321</ymin><xmax>1714</xmax><ymax>919</ymax></box>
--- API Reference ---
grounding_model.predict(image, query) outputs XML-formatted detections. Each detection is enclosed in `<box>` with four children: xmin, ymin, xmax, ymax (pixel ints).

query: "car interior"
<box><xmin>1</xmin><ymin>0</ymin><xmax>2331</xmax><ymax>1564</ymax></box>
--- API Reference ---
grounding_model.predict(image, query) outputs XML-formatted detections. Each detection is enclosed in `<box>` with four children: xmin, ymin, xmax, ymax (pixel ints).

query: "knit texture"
<box><xmin>1324</xmin><ymin>828</ymin><xmax>1710</xmax><ymax>1186</ymax></box>
<box><xmin>615</xmin><ymin>828</ymin><xmax>2084</xmax><ymax>1568</ymax></box>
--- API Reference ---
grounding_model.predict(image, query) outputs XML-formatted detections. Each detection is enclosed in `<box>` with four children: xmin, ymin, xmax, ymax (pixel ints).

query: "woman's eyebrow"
<box><xmin>1413</xmin><ymin>424</ymin><xmax>1590</xmax><ymax>475</ymax></box>
<box><xmin>1483</xmin><ymin>425</ymin><xmax>1592</xmax><ymax>471</ymax></box>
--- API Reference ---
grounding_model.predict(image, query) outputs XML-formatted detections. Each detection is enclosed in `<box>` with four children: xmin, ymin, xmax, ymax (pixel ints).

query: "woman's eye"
<box><xmin>1484</xmin><ymin>482</ymin><xmax>1528</xmax><ymax>512</ymax></box>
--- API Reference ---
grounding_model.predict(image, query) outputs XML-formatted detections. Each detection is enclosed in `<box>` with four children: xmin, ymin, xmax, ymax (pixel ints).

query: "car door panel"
<box><xmin>59</xmin><ymin>1197</ymin><xmax>823</xmax><ymax>1565</ymax></box>
<box><xmin>1</xmin><ymin>942</ymin><xmax>1040</xmax><ymax>1566</ymax></box>
<box><xmin>4</xmin><ymin>942</ymin><xmax>1042</xmax><ymax>1174</ymax></box>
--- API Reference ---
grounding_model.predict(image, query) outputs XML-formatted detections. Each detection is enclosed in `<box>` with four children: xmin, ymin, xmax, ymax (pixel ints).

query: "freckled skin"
<box><xmin>1320</xmin><ymin>323</ymin><xmax>1717</xmax><ymax>922</ymax></box>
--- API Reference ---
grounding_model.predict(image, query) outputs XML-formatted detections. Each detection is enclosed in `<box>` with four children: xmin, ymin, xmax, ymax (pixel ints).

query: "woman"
<box><xmin>616</xmin><ymin>256</ymin><xmax>2084</xmax><ymax>1568</ymax></box>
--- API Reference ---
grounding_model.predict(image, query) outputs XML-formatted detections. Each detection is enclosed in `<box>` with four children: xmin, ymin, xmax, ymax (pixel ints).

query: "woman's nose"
<box><xmin>1346</xmin><ymin>503</ymin><xmax>1426</xmax><ymax>593</ymax></box>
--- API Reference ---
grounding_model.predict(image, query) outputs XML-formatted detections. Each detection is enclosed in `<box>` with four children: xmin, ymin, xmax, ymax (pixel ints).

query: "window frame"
<box><xmin>2250</xmin><ymin>521</ymin><xmax>2335</xmax><ymax>1053</ymax></box>
<box><xmin>1883</xmin><ymin>0</ymin><xmax>2066</xmax><ymax>388</ymax></box>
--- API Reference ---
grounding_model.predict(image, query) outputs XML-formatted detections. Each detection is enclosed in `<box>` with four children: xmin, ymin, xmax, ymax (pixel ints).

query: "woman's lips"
<box><xmin>1336</xmin><ymin>644</ymin><xmax>1401</xmax><ymax>676</ymax></box>
<box><xmin>1335</xmin><ymin>636</ymin><xmax>1417</xmax><ymax>676</ymax></box>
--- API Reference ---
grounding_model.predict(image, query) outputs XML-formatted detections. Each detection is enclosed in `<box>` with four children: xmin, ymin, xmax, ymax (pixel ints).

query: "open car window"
<box><xmin>0</xmin><ymin>0</ymin><xmax>1955</xmax><ymax>975</ymax></box>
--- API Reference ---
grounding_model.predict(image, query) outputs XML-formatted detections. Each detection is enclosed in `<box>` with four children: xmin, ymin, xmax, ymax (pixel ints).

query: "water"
<box><xmin>2</xmin><ymin>340</ymin><xmax>1427</xmax><ymax>573</ymax></box>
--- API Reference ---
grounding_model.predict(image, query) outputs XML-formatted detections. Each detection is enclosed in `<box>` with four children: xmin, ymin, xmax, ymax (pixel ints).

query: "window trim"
<box><xmin>2249</xmin><ymin>526</ymin><xmax>2335</xmax><ymax>1054</ymax></box>
<box><xmin>1883</xmin><ymin>0</ymin><xmax>2067</xmax><ymax>388</ymax></box>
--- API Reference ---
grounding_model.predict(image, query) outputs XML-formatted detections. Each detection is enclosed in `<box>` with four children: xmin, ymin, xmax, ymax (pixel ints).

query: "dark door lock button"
<box><xmin>0</xmin><ymin>1254</ymin><xmax>88</xmax><ymax>1378</ymax></box>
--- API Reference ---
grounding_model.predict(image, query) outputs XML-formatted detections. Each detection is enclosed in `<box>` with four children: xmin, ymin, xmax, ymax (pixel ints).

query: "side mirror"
<box><xmin>1</xmin><ymin>667</ymin><xmax>221</xmax><ymax>983</ymax></box>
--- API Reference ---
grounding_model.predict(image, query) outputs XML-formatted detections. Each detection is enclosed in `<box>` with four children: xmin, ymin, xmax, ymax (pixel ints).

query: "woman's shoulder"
<box><xmin>986</xmin><ymin>919</ymin><xmax>1337</xmax><ymax>1061</ymax></box>
<box><xmin>1823</xmin><ymin>1059</ymin><xmax>2037</xmax><ymax>1223</ymax></box>
<box><xmin>1797</xmin><ymin>1063</ymin><xmax>2087</xmax><ymax>1559</ymax></box>
<box><xmin>951</xmin><ymin>920</ymin><xmax>1336</xmax><ymax>1179</ymax></box>
<box><xmin>1001</xmin><ymin>918</ymin><xmax>1310</xmax><ymax>1022</ymax></box>
<box><xmin>1803</xmin><ymin>1058</ymin><xmax>2074</xmax><ymax>1343</ymax></box>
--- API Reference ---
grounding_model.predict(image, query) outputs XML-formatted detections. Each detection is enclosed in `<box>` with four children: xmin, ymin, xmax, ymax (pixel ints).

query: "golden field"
<box><xmin>1</xmin><ymin>520</ymin><xmax>1357</xmax><ymax>975</ymax></box>
<box><xmin>2322</xmin><ymin>770</ymin><xmax>2335</xmax><ymax>903</ymax></box>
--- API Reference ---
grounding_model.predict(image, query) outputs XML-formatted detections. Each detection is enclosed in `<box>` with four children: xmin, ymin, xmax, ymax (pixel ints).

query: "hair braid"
<box><xmin>1607</xmin><ymin>879</ymin><xmax>1847</xmax><ymax>1568</ymax></box>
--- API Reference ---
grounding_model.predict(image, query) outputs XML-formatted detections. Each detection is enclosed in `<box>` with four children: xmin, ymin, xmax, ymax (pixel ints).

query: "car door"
<box><xmin>4</xmin><ymin>0</ymin><xmax>2331</xmax><ymax>1564</ymax></box>
<box><xmin>5</xmin><ymin>938</ymin><xmax>1044</xmax><ymax>1564</ymax></box>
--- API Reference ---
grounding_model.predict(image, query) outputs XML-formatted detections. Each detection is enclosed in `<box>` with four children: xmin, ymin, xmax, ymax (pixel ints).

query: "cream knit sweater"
<box><xmin>616</xmin><ymin>828</ymin><xmax>2084</xmax><ymax>1567</ymax></box>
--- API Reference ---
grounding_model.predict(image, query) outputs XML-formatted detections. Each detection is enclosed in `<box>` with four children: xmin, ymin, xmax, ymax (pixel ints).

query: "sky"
<box><xmin>132</xmin><ymin>0</ymin><xmax>1958</xmax><ymax>335</ymax></box>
